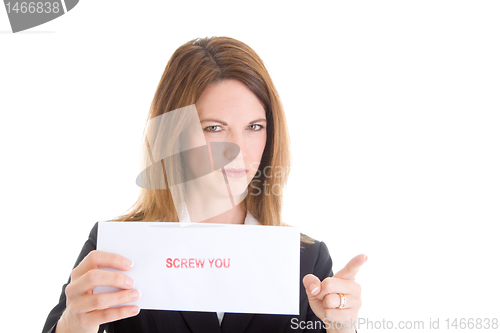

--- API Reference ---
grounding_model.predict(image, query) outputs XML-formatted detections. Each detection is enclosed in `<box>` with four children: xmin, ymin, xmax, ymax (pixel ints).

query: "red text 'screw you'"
<box><xmin>166</xmin><ymin>258</ymin><xmax>230</xmax><ymax>268</ymax></box>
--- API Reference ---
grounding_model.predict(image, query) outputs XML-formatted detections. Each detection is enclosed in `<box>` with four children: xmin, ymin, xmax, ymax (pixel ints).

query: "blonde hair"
<box><xmin>111</xmin><ymin>36</ymin><xmax>314</xmax><ymax>246</ymax></box>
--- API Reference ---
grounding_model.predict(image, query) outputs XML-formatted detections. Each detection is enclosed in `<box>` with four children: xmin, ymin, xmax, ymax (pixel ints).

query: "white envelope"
<box><xmin>94</xmin><ymin>222</ymin><xmax>300</xmax><ymax>315</ymax></box>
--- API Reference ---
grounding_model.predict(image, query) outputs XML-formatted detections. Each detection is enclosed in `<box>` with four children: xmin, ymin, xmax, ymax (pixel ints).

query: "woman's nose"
<box><xmin>224</xmin><ymin>133</ymin><xmax>245</xmax><ymax>160</ymax></box>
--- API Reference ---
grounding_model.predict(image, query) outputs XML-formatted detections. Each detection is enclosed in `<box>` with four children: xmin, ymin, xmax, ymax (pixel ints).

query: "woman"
<box><xmin>42</xmin><ymin>36</ymin><xmax>366</xmax><ymax>333</ymax></box>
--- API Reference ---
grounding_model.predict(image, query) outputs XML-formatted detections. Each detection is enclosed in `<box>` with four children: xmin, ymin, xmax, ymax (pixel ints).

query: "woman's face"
<box><xmin>193</xmin><ymin>79</ymin><xmax>267</xmax><ymax>198</ymax></box>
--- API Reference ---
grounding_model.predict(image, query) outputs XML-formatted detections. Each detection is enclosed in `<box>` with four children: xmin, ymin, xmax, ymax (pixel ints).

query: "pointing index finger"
<box><xmin>334</xmin><ymin>254</ymin><xmax>367</xmax><ymax>280</ymax></box>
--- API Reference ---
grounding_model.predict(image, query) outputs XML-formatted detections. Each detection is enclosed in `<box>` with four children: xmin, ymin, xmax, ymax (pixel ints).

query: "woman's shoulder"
<box><xmin>87</xmin><ymin>221</ymin><xmax>99</xmax><ymax>242</ymax></box>
<box><xmin>299</xmin><ymin>233</ymin><xmax>333</xmax><ymax>279</ymax></box>
<box><xmin>299</xmin><ymin>233</ymin><xmax>330</xmax><ymax>254</ymax></box>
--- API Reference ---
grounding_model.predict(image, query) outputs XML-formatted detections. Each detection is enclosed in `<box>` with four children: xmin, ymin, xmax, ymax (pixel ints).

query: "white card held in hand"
<box><xmin>94</xmin><ymin>221</ymin><xmax>300</xmax><ymax>315</ymax></box>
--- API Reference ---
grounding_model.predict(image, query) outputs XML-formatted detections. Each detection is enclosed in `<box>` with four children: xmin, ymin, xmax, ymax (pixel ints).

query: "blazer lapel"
<box><xmin>220</xmin><ymin>313</ymin><xmax>254</xmax><ymax>333</ymax></box>
<box><xmin>180</xmin><ymin>311</ymin><xmax>222</xmax><ymax>333</ymax></box>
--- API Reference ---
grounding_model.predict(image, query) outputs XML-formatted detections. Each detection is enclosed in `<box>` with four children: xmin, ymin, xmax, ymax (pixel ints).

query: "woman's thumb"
<box><xmin>302</xmin><ymin>273</ymin><xmax>322</xmax><ymax>298</ymax></box>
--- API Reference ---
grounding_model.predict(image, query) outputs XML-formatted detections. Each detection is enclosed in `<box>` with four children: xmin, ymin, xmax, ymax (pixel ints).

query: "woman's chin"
<box><xmin>228</xmin><ymin>177</ymin><xmax>249</xmax><ymax>195</ymax></box>
<box><xmin>213</xmin><ymin>184</ymin><xmax>248</xmax><ymax>201</ymax></box>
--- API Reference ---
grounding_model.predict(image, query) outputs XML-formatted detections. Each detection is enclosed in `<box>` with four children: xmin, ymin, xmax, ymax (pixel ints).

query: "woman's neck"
<box><xmin>199</xmin><ymin>201</ymin><xmax>247</xmax><ymax>224</ymax></box>
<box><xmin>183</xmin><ymin>183</ymin><xmax>247</xmax><ymax>224</ymax></box>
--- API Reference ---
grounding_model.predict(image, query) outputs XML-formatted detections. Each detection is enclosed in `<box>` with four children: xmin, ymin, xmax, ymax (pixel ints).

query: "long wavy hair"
<box><xmin>110</xmin><ymin>36</ymin><xmax>314</xmax><ymax>246</ymax></box>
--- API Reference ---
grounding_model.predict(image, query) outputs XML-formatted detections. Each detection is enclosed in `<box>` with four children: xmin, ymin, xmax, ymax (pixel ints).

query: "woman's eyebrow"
<box><xmin>249</xmin><ymin>118</ymin><xmax>267</xmax><ymax>124</ymax></box>
<box><xmin>200</xmin><ymin>118</ymin><xmax>267</xmax><ymax>125</ymax></box>
<box><xmin>200</xmin><ymin>118</ymin><xmax>227</xmax><ymax>125</ymax></box>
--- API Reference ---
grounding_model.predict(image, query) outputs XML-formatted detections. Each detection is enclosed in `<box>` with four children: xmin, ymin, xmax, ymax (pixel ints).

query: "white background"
<box><xmin>1</xmin><ymin>1</ymin><xmax>499</xmax><ymax>332</ymax></box>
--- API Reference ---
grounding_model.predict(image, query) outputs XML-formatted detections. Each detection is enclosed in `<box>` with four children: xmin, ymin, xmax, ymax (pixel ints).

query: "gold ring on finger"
<box><xmin>337</xmin><ymin>293</ymin><xmax>347</xmax><ymax>309</ymax></box>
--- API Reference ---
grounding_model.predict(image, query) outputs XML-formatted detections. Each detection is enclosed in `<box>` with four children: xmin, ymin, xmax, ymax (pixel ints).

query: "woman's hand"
<box><xmin>303</xmin><ymin>254</ymin><xmax>367</xmax><ymax>333</ymax></box>
<box><xmin>55</xmin><ymin>250</ymin><xmax>141</xmax><ymax>333</ymax></box>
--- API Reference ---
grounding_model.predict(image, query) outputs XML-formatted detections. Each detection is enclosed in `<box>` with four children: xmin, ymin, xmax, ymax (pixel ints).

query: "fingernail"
<box><xmin>130</xmin><ymin>306</ymin><xmax>139</xmax><ymax>314</ymax></box>
<box><xmin>364</xmin><ymin>255</ymin><xmax>368</xmax><ymax>262</ymax></box>
<box><xmin>130</xmin><ymin>289</ymin><xmax>140</xmax><ymax>299</ymax></box>
<box><xmin>309</xmin><ymin>284</ymin><xmax>319</xmax><ymax>295</ymax></box>
<box><xmin>126</xmin><ymin>277</ymin><xmax>135</xmax><ymax>288</ymax></box>
<box><xmin>124</xmin><ymin>258</ymin><xmax>133</xmax><ymax>267</ymax></box>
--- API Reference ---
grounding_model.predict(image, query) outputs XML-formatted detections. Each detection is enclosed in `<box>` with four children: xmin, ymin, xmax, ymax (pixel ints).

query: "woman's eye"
<box><xmin>204</xmin><ymin>125</ymin><xmax>222</xmax><ymax>132</ymax></box>
<box><xmin>249</xmin><ymin>124</ymin><xmax>264</xmax><ymax>131</ymax></box>
<box><xmin>204</xmin><ymin>124</ymin><xmax>264</xmax><ymax>132</ymax></box>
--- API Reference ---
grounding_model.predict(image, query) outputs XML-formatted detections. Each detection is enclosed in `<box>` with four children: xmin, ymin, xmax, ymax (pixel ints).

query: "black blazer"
<box><xmin>42</xmin><ymin>222</ymin><xmax>334</xmax><ymax>333</ymax></box>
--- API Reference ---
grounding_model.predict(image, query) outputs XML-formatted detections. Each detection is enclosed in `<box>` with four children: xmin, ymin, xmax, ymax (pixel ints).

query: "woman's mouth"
<box><xmin>219</xmin><ymin>168</ymin><xmax>248</xmax><ymax>178</ymax></box>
